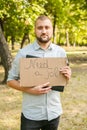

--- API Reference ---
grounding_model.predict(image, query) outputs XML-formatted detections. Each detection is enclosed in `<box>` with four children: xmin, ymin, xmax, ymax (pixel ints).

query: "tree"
<box><xmin>0</xmin><ymin>25</ymin><xmax>12</xmax><ymax>83</ymax></box>
<box><xmin>44</xmin><ymin>0</ymin><xmax>87</xmax><ymax>46</ymax></box>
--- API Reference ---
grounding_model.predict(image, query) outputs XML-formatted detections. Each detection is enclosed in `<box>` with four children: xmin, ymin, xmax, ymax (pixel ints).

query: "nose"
<box><xmin>42</xmin><ymin>28</ymin><xmax>46</xmax><ymax>33</ymax></box>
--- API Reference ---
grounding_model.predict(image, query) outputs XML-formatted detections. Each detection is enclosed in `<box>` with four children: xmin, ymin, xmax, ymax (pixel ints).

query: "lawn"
<box><xmin>0</xmin><ymin>46</ymin><xmax>87</xmax><ymax>130</ymax></box>
<box><xmin>59</xmin><ymin>62</ymin><xmax>87</xmax><ymax>130</ymax></box>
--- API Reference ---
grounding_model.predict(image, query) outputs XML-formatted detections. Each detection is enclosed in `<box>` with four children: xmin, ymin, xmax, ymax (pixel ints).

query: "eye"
<box><xmin>45</xmin><ymin>26</ymin><xmax>50</xmax><ymax>29</ymax></box>
<box><xmin>37</xmin><ymin>26</ymin><xmax>43</xmax><ymax>30</ymax></box>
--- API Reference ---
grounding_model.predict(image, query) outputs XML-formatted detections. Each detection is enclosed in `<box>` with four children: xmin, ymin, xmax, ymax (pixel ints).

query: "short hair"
<box><xmin>35</xmin><ymin>15</ymin><xmax>52</xmax><ymax>26</ymax></box>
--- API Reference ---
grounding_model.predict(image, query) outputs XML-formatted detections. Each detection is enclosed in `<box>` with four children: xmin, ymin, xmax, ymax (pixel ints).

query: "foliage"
<box><xmin>0</xmin><ymin>0</ymin><xmax>87</xmax><ymax>46</ymax></box>
<box><xmin>0</xmin><ymin>0</ymin><xmax>46</xmax><ymax>43</ymax></box>
<box><xmin>44</xmin><ymin>0</ymin><xmax>87</xmax><ymax>46</ymax></box>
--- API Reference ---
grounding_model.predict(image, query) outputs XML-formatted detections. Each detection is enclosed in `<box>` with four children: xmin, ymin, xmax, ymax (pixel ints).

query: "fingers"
<box><xmin>42</xmin><ymin>82</ymin><xmax>50</xmax><ymax>88</ymax></box>
<box><xmin>27</xmin><ymin>82</ymin><xmax>51</xmax><ymax>95</ymax></box>
<box><xmin>38</xmin><ymin>82</ymin><xmax>51</xmax><ymax>94</ymax></box>
<box><xmin>40</xmin><ymin>86</ymin><xmax>51</xmax><ymax>94</ymax></box>
<box><xmin>60</xmin><ymin>66</ymin><xmax>71</xmax><ymax>80</ymax></box>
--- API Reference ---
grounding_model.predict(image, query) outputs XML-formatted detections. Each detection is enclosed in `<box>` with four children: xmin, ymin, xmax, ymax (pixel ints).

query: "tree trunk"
<box><xmin>0</xmin><ymin>25</ymin><xmax>13</xmax><ymax>84</ymax></box>
<box><xmin>58</xmin><ymin>33</ymin><xmax>61</xmax><ymax>45</ymax></box>
<box><xmin>66</xmin><ymin>29</ymin><xmax>70</xmax><ymax>47</ymax></box>
<box><xmin>11</xmin><ymin>36</ymin><xmax>15</xmax><ymax>50</ymax></box>
<box><xmin>20</xmin><ymin>33</ymin><xmax>30</xmax><ymax>48</ymax></box>
<box><xmin>53</xmin><ymin>14</ymin><xmax>56</xmax><ymax>43</ymax></box>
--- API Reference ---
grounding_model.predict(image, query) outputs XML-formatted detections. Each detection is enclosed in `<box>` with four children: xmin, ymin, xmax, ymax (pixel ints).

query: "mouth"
<box><xmin>41</xmin><ymin>34</ymin><xmax>48</xmax><ymax>38</ymax></box>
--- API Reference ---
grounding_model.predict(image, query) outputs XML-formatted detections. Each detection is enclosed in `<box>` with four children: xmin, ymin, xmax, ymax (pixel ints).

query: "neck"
<box><xmin>38</xmin><ymin>41</ymin><xmax>51</xmax><ymax>50</ymax></box>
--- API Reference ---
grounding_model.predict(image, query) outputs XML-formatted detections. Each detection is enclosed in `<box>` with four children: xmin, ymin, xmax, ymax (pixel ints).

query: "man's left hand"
<box><xmin>59</xmin><ymin>66</ymin><xmax>71</xmax><ymax>80</ymax></box>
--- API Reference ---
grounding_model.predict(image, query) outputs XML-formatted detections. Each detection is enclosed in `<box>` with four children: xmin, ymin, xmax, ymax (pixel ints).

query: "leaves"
<box><xmin>0</xmin><ymin>0</ymin><xmax>87</xmax><ymax>46</ymax></box>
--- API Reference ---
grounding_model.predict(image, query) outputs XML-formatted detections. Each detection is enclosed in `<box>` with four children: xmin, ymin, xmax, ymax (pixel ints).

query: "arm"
<box><xmin>7</xmin><ymin>80</ymin><xmax>51</xmax><ymax>95</ymax></box>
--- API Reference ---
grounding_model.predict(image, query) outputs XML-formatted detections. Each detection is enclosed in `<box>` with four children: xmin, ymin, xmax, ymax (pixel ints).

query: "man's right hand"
<box><xmin>22</xmin><ymin>82</ymin><xmax>51</xmax><ymax>95</ymax></box>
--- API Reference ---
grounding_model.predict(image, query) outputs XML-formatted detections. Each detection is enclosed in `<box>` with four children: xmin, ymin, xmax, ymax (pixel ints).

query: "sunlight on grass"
<box><xmin>59</xmin><ymin>63</ymin><xmax>87</xmax><ymax>130</ymax></box>
<box><xmin>0</xmin><ymin>86</ymin><xmax>22</xmax><ymax>130</ymax></box>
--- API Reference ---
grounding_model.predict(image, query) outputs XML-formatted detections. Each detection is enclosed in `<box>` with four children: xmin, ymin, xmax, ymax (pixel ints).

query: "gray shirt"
<box><xmin>7</xmin><ymin>41</ymin><xmax>66</xmax><ymax>121</ymax></box>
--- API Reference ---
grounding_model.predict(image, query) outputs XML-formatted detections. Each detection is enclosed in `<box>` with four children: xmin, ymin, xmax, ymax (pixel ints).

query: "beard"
<box><xmin>36</xmin><ymin>34</ymin><xmax>52</xmax><ymax>43</ymax></box>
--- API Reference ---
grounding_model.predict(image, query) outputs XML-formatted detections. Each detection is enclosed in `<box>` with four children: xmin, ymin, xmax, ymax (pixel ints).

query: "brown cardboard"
<box><xmin>20</xmin><ymin>58</ymin><xmax>67</xmax><ymax>87</ymax></box>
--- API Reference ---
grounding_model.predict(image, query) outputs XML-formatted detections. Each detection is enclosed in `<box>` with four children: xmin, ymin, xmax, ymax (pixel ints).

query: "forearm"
<box><xmin>7</xmin><ymin>80</ymin><xmax>27</xmax><ymax>92</ymax></box>
<box><xmin>7</xmin><ymin>80</ymin><xmax>51</xmax><ymax>95</ymax></box>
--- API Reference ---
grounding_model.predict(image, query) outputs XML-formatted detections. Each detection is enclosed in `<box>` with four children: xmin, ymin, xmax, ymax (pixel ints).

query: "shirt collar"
<box><xmin>33</xmin><ymin>40</ymin><xmax>53</xmax><ymax>51</ymax></box>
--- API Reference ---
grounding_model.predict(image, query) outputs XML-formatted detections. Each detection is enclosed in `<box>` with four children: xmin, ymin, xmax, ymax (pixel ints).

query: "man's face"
<box><xmin>35</xmin><ymin>19</ymin><xmax>53</xmax><ymax>43</ymax></box>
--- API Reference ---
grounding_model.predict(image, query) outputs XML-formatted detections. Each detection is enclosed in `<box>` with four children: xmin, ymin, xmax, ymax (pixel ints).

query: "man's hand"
<box><xmin>59</xmin><ymin>66</ymin><xmax>71</xmax><ymax>80</ymax></box>
<box><xmin>22</xmin><ymin>82</ymin><xmax>51</xmax><ymax>95</ymax></box>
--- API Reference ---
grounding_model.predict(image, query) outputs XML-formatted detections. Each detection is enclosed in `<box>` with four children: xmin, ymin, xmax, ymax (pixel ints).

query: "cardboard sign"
<box><xmin>20</xmin><ymin>58</ymin><xmax>67</xmax><ymax>87</ymax></box>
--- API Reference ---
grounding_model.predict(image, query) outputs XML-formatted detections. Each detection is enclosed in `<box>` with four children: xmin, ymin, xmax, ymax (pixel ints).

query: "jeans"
<box><xmin>21</xmin><ymin>113</ymin><xmax>60</xmax><ymax>130</ymax></box>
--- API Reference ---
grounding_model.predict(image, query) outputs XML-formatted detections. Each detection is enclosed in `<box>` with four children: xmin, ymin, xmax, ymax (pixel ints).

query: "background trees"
<box><xmin>0</xmin><ymin>0</ymin><xmax>87</xmax><ymax>47</ymax></box>
<box><xmin>44</xmin><ymin>0</ymin><xmax>87</xmax><ymax>46</ymax></box>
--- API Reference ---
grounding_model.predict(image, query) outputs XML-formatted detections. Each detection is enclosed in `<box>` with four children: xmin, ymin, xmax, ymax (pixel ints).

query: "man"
<box><xmin>7</xmin><ymin>15</ymin><xmax>71</xmax><ymax>130</ymax></box>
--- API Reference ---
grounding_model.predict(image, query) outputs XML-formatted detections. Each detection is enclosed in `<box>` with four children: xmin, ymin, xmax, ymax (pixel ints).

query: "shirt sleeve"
<box><xmin>7</xmin><ymin>51</ymin><xmax>22</xmax><ymax>81</ymax></box>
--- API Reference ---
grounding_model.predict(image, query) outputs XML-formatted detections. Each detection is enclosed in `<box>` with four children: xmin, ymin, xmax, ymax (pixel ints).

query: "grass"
<box><xmin>0</xmin><ymin>46</ymin><xmax>87</xmax><ymax>130</ymax></box>
<box><xmin>0</xmin><ymin>86</ymin><xmax>22</xmax><ymax>130</ymax></box>
<box><xmin>59</xmin><ymin>63</ymin><xmax>87</xmax><ymax>130</ymax></box>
